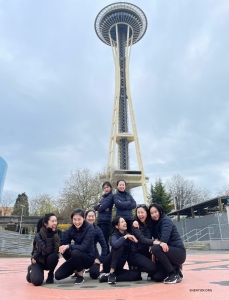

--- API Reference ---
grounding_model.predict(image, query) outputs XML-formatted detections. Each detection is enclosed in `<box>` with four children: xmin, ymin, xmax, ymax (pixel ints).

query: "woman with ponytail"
<box><xmin>26</xmin><ymin>213</ymin><xmax>62</xmax><ymax>286</ymax></box>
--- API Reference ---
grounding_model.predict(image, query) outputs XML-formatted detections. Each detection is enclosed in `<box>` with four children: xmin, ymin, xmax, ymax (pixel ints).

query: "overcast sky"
<box><xmin>1</xmin><ymin>0</ymin><xmax>229</xmax><ymax>203</ymax></box>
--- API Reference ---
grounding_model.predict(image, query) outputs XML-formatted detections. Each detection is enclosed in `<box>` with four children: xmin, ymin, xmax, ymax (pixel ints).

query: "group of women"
<box><xmin>26</xmin><ymin>180</ymin><xmax>186</xmax><ymax>286</ymax></box>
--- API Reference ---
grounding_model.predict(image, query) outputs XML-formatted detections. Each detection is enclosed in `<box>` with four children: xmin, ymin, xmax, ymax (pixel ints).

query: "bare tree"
<box><xmin>166</xmin><ymin>174</ymin><xmax>212</xmax><ymax>209</ymax></box>
<box><xmin>0</xmin><ymin>191</ymin><xmax>15</xmax><ymax>216</ymax></box>
<box><xmin>58</xmin><ymin>168</ymin><xmax>103</xmax><ymax>219</ymax></box>
<box><xmin>215</xmin><ymin>184</ymin><xmax>229</xmax><ymax>197</ymax></box>
<box><xmin>30</xmin><ymin>194</ymin><xmax>58</xmax><ymax>216</ymax></box>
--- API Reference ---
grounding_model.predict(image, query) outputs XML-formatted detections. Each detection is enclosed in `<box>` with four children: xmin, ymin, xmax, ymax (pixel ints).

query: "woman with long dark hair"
<box><xmin>85</xmin><ymin>209</ymin><xmax>107</xmax><ymax>279</ymax></box>
<box><xmin>55</xmin><ymin>208</ymin><xmax>95</xmax><ymax>285</ymax></box>
<box><xmin>26</xmin><ymin>213</ymin><xmax>61</xmax><ymax>286</ymax></box>
<box><xmin>99</xmin><ymin>216</ymin><xmax>141</xmax><ymax>284</ymax></box>
<box><xmin>113</xmin><ymin>180</ymin><xmax>136</xmax><ymax>232</ymax></box>
<box><xmin>149</xmin><ymin>203</ymin><xmax>186</xmax><ymax>284</ymax></box>
<box><xmin>129</xmin><ymin>204</ymin><xmax>157</xmax><ymax>276</ymax></box>
<box><xmin>94</xmin><ymin>181</ymin><xmax>113</xmax><ymax>254</ymax></box>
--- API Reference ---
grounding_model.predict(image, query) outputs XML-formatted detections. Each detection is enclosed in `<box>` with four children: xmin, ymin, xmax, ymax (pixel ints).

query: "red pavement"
<box><xmin>0</xmin><ymin>251</ymin><xmax>228</xmax><ymax>300</ymax></box>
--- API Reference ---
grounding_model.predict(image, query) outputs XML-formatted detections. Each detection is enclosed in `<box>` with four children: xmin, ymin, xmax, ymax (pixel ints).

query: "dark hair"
<box><xmin>85</xmin><ymin>209</ymin><xmax>96</xmax><ymax>219</ymax></box>
<box><xmin>116</xmin><ymin>179</ymin><xmax>127</xmax><ymax>187</ymax></box>
<box><xmin>135</xmin><ymin>204</ymin><xmax>151</xmax><ymax>226</ymax></box>
<box><xmin>111</xmin><ymin>216</ymin><xmax>123</xmax><ymax>227</ymax></box>
<box><xmin>71</xmin><ymin>208</ymin><xmax>85</xmax><ymax>219</ymax></box>
<box><xmin>36</xmin><ymin>213</ymin><xmax>56</xmax><ymax>233</ymax></box>
<box><xmin>149</xmin><ymin>203</ymin><xmax>164</xmax><ymax>219</ymax></box>
<box><xmin>102</xmin><ymin>181</ymin><xmax>112</xmax><ymax>189</ymax></box>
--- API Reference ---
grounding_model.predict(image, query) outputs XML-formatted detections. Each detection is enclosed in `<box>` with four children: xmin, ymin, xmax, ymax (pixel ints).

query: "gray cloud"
<box><xmin>1</xmin><ymin>0</ymin><xmax>229</xmax><ymax>202</ymax></box>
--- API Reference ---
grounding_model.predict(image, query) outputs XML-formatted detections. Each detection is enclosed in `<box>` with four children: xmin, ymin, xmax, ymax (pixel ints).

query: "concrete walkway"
<box><xmin>0</xmin><ymin>250</ymin><xmax>228</xmax><ymax>300</ymax></box>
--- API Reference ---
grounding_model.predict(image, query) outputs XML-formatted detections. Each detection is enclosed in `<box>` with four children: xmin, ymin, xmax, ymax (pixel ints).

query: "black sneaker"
<box><xmin>99</xmin><ymin>273</ymin><xmax>109</xmax><ymax>283</ymax></box>
<box><xmin>46</xmin><ymin>273</ymin><xmax>54</xmax><ymax>284</ymax></box>
<box><xmin>26</xmin><ymin>265</ymin><xmax>32</xmax><ymax>283</ymax></box>
<box><xmin>108</xmin><ymin>272</ymin><xmax>116</xmax><ymax>284</ymax></box>
<box><xmin>164</xmin><ymin>273</ymin><xmax>181</xmax><ymax>284</ymax></box>
<box><xmin>177</xmin><ymin>267</ymin><xmax>184</xmax><ymax>280</ymax></box>
<box><xmin>75</xmin><ymin>275</ymin><xmax>84</xmax><ymax>285</ymax></box>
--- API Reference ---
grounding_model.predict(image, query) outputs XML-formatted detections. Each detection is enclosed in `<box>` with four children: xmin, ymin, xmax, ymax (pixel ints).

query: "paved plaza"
<box><xmin>0</xmin><ymin>250</ymin><xmax>228</xmax><ymax>300</ymax></box>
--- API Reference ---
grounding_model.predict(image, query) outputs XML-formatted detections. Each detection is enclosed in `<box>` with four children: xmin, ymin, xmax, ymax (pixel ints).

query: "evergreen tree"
<box><xmin>148</xmin><ymin>178</ymin><xmax>173</xmax><ymax>214</ymax></box>
<box><xmin>12</xmin><ymin>192</ymin><xmax>29</xmax><ymax>216</ymax></box>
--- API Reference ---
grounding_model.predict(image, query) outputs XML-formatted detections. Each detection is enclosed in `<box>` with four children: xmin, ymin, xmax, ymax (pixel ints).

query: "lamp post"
<box><xmin>19</xmin><ymin>204</ymin><xmax>25</xmax><ymax>234</ymax></box>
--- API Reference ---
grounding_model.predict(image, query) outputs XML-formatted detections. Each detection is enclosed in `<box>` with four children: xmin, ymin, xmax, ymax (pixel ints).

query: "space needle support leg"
<box><xmin>125</xmin><ymin>26</ymin><xmax>148</xmax><ymax>204</ymax></box>
<box><xmin>107</xmin><ymin>25</ymin><xmax>121</xmax><ymax>179</ymax></box>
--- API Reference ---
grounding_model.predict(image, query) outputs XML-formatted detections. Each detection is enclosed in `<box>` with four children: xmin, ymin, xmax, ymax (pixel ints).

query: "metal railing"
<box><xmin>181</xmin><ymin>223</ymin><xmax>229</xmax><ymax>243</ymax></box>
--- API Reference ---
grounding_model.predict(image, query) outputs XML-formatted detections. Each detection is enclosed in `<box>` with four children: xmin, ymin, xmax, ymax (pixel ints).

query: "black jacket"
<box><xmin>94</xmin><ymin>191</ymin><xmax>114</xmax><ymax>223</ymax></box>
<box><xmin>93</xmin><ymin>225</ymin><xmax>107</xmax><ymax>263</ymax></box>
<box><xmin>152</xmin><ymin>215</ymin><xmax>184</xmax><ymax>248</ymax></box>
<box><xmin>32</xmin><ymin>228</ymin><xmax>62</xmax><ymax>262</ymax></box>
<box><xmin>113</xmin><ymin>191</ymin><xmax>136</xmax><ymax>221</ymax></box>
<box><xmin>62</xmin><ymin>221</ymin><xmax>95</xmax><ymax>258</ymax></box>
<box><xmin>131</xmin><ymin>223</ymin><xmax>154</xmax><ymax>256</ymax></box>
<box><xmin>110</xmin><ymin>229</ymin><xmax>131</xmax><ymax>266</ymax></box>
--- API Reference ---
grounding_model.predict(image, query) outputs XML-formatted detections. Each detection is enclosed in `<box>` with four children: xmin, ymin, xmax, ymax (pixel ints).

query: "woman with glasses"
<box><xmin>94</xmin><ymin>181</ymin><xmax>114</xmax><ymax>254</ymax></box>
<box><xmin>129</xmin><ymin>204</ymin><xmax>157</xmax><ymax>277</ymax></box>
<box><xmin>113</xmin><ymin>180</ymin><xmax>136</xmax><ymax>233</ymax></box>
<box><xmin>99</xmin><ymin>216</ymin><xmax>142</xmax><ymax>284</ymax></box>
<box><xmin>55</xmin><ymin>208</ymin><xmax>95</xmax><ymax>285</ymax></box>
<box><xmin>149</xmin><ymin>203</ymin><xmax>186</xmax><ymax>284</ymax></box>
<box><xmin>84</xmin><ymin>209</ymin><xmax>107</xmax><ymax>279</ymax></box>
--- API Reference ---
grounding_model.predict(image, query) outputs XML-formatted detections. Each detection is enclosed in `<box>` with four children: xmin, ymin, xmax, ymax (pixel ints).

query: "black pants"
<box><xmin>151</xmin><ymin>261</ymin><xmax>168</xmax><ymax>282</ymax></box>
<box><xmin>151</xmin><ymin>245</ymin><xmax>186</xmax><ymax>274</ymax></box>
<box><xmin>89</xmin><ymin>263</ymin><xmax>100</xmax><ymax>279</ymax></box>
<box><xmin>55</xmin><ymin>249</ymin><xmax>94</xmax><ymax>280</ymax></box>
<box><xmin>129</xmin><ymin>252</ymin><xmax>157</xmax><ymax>274</ymax></box>
<box><xmin>126</xmin><ymin>220</ymin><xmax>133</xmax><ymax>233</ymax></box>
<box><xmin>28</xmin><ymin>253</ymin><xmax>59</xmax><ymax>286</ymax></box>
<box><xmin>115</xmin><ymin>269</ymin><xmax>142</xmax><ymax>282</ymax></box>
<box><xmin>103</xmin><ymin>246</ymin><xmax>126</xmax><ymax>273</ymax></box>
<box><xmin>97</xmin><ymin>222</ymin><xmax>111</xmax><ymax>254</ymax></box>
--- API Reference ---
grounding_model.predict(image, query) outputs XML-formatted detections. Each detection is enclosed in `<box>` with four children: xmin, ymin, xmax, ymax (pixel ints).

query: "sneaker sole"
<box><xmin>108</xmin><ymin>281</ymin><xmax>116</xmax><ymax>284</ymax></box>
<box><xmin>75</xmin><ymin>280</ymin><xmax>84</xmax><ymax>285</ymax></box>
<box><xmin>164</xmin><ymin>279</ymin><xmax>180</xmax><ymax>284</ymax></box>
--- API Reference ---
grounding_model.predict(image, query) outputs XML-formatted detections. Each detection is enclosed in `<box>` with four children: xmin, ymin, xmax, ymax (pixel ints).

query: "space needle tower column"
<box><xmin>95</xmin><ymin>2</ymin><xmax>149</xmax><ymax>203</ymax></box>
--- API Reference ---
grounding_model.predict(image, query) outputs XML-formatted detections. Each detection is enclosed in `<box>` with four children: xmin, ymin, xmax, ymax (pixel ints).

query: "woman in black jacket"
<box><xmin>113</xmin><ymin>180</ymin><xmax>136</xmax><ymax>232</ymax></box>
<box><xmin>99</xmin><ymin>216</ymin><xmax>141</xmax><ymax>284</ymax></box>
<box><xmin>149</xmin><ymin>203</ymin><xmax>186</xmax><ymax>284</ymax></box>
<box><xmin>85</xmin><ymin>209</ymin><xmax>107</xmax><ymax>279</ymax></box>
<box><xmin>55</xmin><ymin>208</ymin><xmax>95</xmax><ymax>285</ymax></box>
<box><xmin>94</xmin><ymin>181</ymin><xmax>113</xmax><ymax>254</ymax></box>
<box><xmin>129</xmin><ymin>204</ymin><xmax>157</xmax><ymax>276</ymax></box>
<box><xmin>26</xmin><ymin>213</ymin><xmax>61</xmax><ymax>286</ymax></box>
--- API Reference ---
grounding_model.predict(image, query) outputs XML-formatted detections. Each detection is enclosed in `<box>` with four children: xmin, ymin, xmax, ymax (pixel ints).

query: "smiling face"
<box><xmin>137</xmin><ymin>207</ymin><xmax>148</xmax><ymax>224</ymax></box>
<box><xmin>115</xmin><ymin>217</ymin><xmax>127</xmax><ymax>233</ymax></box>
<box><xmin>103</xmin><ymin>184</ymin><xmax>112</xmax><ymax>194</ymax></box>
<box><xmin>117</xmin><ymin>181</ymin><xmax>126</xmax><ymax>192</ymax></box>
<box><xmin>72</xmin><ymin>214</ymin><xmax>85</xmax><ymax>229</ymax></box>
<box><xmin>45</xmin><ymin>216</ymin><xmax>57</xmax><ymax>231</ymax></box>
<box><xmin>86</xmin><ymin>211</ymin><xmax>96</xmax><ymax>224</ymax></box>
<box><xmin>150</xmin><ymin>206</ymin><xmax>160</xmax><ymax>221</ymax></box>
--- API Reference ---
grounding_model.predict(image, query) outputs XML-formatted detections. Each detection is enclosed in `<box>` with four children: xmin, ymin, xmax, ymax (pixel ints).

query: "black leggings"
<box><xmin>129</xmin><ymin>252</ymin><xmax>157</xmax><ymax>274</ymax></box>
<box><xmin>151</xmin><ymin>245</ymin><xmax>186</xmax><ymax>274</ymax></box>
<box><xmin>55</xmin><ymin>249</ymin><xmax>94</xmax><ymax>280</ymax></box>
<box><xmin>103</xmin><ymin>246</ymin><xmax>126</xmax><ymax>273</ymax></box>
<box><xmin>28</xmin><ymin>253</ymin><xmax>59</xmax><ymax>286</ymax></box>
<box><xmin>97</xmin><ymin>222</ymin><xmax>111</xmax><ymax>254</ymax></box>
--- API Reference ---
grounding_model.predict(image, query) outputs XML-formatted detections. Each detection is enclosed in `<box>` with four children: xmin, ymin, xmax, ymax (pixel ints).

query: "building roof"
<box><xmin>167</xmin><ymin>195</ymin><xmax>229</xmax><ymax>217</ymax></box>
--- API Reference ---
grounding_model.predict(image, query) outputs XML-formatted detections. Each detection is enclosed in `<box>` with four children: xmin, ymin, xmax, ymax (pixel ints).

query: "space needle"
<box><xmin>95</xmin><ymin>2</ymin><xmax>149</xmax><ymax>203</ymax></box>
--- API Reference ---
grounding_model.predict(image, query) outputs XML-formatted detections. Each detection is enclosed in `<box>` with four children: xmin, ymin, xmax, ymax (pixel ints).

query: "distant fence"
<box><xmin>173</xmin><ymin>212</ymin><xmax>229</xmax><ymax>242</ymax></box>
<box><xmin>0</xmin><ymin>229</ymin><xmax>34</xmax><ymax>255</ymax></box>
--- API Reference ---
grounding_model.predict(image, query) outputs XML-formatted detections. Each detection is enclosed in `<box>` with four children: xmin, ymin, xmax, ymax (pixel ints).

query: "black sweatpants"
<box><xmin>28</xmin><ymin>253</ymin><xmax>59</xmax><ymax>286</ymax></box>
<box><xmin>151</xmin><ymin>245</ymin><xmax>186</xmax><ymax>274</ymax></box>
<box><xmin>129</xmin><ymin>252</ymin><xmax>157</xmax><ymax>274</ymax></box>
<box><xmin>103</xmin><ymin>246</ymin><xmax>126</xmax><ymax>273</ymax></box>
<box><xmin>55</xmin><ymin>249</ymin><xmax>94</xmax><ymax>280</ymax></box>
<box><xmin>151</xmin><ymin>261</ymin><xmax>168</xmax><ymax>282</ymax></box>
<box><xmin>97</xmin><ymin>222</ymin><xmax>111</xmax><ymax>254</ymax></box>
